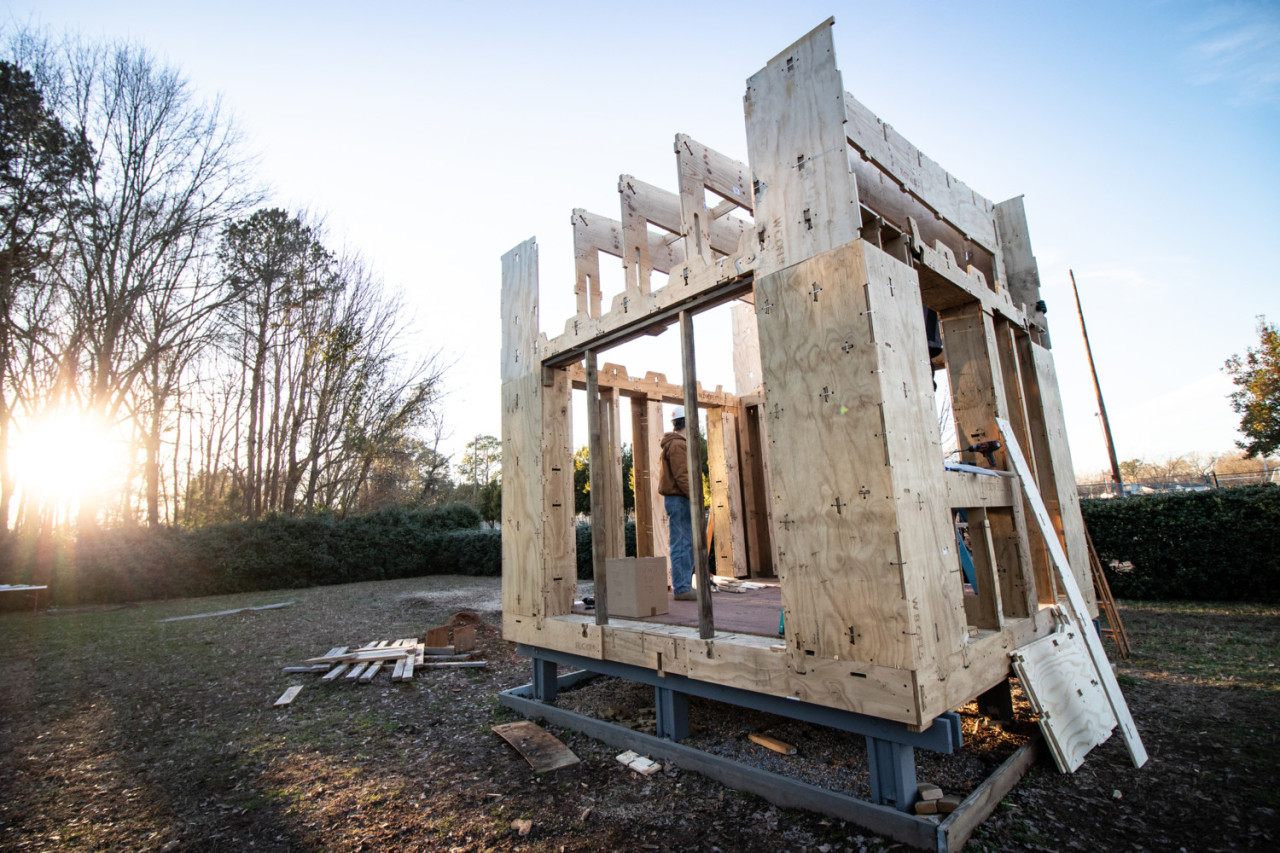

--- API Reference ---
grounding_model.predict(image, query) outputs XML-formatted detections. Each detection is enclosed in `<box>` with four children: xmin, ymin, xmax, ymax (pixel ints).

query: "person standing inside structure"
<box><xmin>659</xmin><ymin>406</ymin><xmax>696</xmax><ymax>601</ymax></box>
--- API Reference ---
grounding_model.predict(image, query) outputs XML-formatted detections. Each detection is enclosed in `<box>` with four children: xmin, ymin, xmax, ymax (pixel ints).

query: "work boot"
<box><xmin>674</xmin><ymin>590</ymin><xmax>697</xmax><ymax>601</ymax></box>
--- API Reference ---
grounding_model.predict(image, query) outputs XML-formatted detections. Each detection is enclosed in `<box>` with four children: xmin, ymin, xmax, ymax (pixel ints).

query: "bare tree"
<box><xmin>0</xmin><ymin>58</ymin><xmax>89</xmax><ymax>531</ymax></box>
<box><xmin>50</xmin><ymin>38</ymin><xmax>258</xmax><ymax>524</ymax></box>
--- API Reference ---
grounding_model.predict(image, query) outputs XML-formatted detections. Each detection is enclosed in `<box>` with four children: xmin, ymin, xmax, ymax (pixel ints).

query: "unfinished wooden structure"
<box><xmin>500</xmin><ymin>19</ymin><xmax>1142</xmax><ymax>848</ymax></box>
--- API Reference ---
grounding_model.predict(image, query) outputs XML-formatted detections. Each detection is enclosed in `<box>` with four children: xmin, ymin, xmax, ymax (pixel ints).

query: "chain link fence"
<box><xmin>1078</xmin><ymin>467</ymin><xmax>1279</xmax><ymax>499</ymax></box>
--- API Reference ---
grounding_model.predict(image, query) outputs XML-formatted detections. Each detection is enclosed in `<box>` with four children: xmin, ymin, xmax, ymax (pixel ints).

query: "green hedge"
<box><xmin>0</xmin><ymin>503</ymin><xmax>501</xmax><ymax>608</ymax></box>
<box><xmin>575</xmin><ymin>521</ymin><xmax>637</xmax><ymax>578</ymax></box>
<box><xmin>1082</xmin><ymin>485</ymin><xmax>1280</xmax><ymax>602</ymax></box>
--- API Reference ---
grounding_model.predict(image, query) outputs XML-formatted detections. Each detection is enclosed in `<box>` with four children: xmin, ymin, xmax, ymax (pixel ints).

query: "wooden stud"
<box><xmin>680</xmin><ymin>310</ymin><xmax>713</xmax><ymax>640</ymax></box>
<box><xmin>737</xmin><ymin>403</ymin><xmax>774</xmax><ymax>578</ymax></box>
<box><xmin>632</xmin><ymin>398</ymin><xmax>657</xmax><ymax>559</ymax></box>
<box><xmin>706</xmin><ymin>408</ymin><xmax>748</xmax><ymax>578</ymax></box>
<box><xmin>586</xmin><ymin>350</ymin><xmax>609</xmax><ymax>625</ymax></box>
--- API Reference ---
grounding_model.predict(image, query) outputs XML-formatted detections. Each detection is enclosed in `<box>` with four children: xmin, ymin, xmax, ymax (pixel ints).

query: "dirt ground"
<box><xmin>0</xmin><ymin>577</ymin><xmax>1276</xmax><ymax>852</ymax></box>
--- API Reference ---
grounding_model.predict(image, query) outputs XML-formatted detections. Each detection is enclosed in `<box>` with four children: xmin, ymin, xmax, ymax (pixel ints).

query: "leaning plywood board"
<box><xmin>996</xmin><ymin>417</ymin><xmax>1147</xmax><ymax>768</ymax></box>
<box><xmin>1011</xmin><ymin>630</ymin><xmax>1115</xmax><ymax>772</ymax></box>
<box><xmin>492</xmin><ymin>720</ymin><xmax>580</xmax><ymax>773</ymax></box>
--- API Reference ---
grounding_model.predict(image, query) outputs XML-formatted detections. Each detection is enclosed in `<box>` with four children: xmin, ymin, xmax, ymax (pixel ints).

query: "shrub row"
<box><xmin>574</xmin><ymin>521</ymin><xmax>637</xmax><ymax>578</ymax></box>
<box><xmin>1082</xmin><ymin>484</ymin><xmax>1280</xmax><ymax>603</ymax></box>
<box><xmin>0</xmin><ymin>503</ymin><xmax>501</xmax><ymax>608</ymax></box>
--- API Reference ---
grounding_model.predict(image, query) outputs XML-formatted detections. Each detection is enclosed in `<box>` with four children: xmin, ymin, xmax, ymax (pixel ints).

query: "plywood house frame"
<box><xmin>500</xmin><ymin>19</ymin><xmax>1103</xmax><ymax>820</ymax></box>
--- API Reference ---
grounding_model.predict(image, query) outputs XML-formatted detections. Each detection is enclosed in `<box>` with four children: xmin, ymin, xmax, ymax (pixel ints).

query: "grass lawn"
<box><xmin>0</xmin><ymin>580</ymin><xmax>1277</xmax><ymax>852</ymax></box>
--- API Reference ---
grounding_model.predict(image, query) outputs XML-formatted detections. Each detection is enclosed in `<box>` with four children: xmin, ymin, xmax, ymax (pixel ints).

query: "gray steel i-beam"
<box><xmin>867</xmin><ymin>736</ymin><xmax>918</xmax><ymax>810</ymax></box>
<box><xmin>654</xmin><ymin>685</ymin><xmax>690</xmax><ymax>741</ymax></box>
<box><xmin>531</xmin><ymin>657</ymin><xmax>559</xmax><ymax>703</ymax></box>
<box><xmin>514</xmin><ymin>644</ymin><xmax>962</xmax><ymax>753</ymax></box>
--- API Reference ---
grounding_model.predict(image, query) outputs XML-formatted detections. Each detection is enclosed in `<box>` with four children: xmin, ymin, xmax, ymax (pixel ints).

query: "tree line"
<box><xmin>0</xmin><ymin>29</ymin><xmax>454</xmax><ymax>532</ymax></box>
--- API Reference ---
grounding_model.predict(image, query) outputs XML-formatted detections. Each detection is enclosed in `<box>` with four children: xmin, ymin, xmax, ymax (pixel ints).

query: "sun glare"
<box><xmin>10</xmin><ymin>410</ymin><xmax>122</xmax><ymax>510</ymax></box>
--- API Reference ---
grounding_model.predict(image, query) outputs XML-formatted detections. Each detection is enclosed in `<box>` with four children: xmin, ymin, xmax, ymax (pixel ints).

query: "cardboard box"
<box><xmin>605</xmin><ymin>557</ymin><xmax>669</xmax><ymax>618</ymax></box>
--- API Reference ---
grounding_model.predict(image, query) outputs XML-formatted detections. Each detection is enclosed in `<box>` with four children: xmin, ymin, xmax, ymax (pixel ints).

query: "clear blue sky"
<box><xmin>6</xmin><ymin>1</ymin><xmax>1278</xmax><ymax>475</ymax></box>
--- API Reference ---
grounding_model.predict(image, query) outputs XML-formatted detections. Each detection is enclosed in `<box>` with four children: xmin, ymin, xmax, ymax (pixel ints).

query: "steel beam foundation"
<box><xmin>515</xmin><ymin>643</ymin><xmax>963</xmax><ymax>811</ymax></box>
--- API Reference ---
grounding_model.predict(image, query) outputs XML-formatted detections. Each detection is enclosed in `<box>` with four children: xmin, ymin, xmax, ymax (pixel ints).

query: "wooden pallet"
<box><xmin>290</xmin><ymin>637</ymin><xmax>487</xmax><ymax>686</ymax></box>
<box><xmin>301</xmin><ymin>639</ymin><xmax>425</xmax><ymax>683</ymax></box>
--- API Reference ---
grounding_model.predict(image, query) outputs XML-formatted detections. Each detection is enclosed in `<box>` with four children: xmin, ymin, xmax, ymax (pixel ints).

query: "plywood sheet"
<box><xmin>493</xmin><ymin>721</ymin><xmax>581</xmax><ymax>773</ymax></box>
<box><xmin>500</xmin><ymin>239</ymin><xmax>539</xmax><ymax>382</ymax></box>
<box><xmin>745</xmin><ymin>19</ymin><xmax>859</xmax><ymax>276</ymax></box>
<box><xmin>997</xmin><ymin>418</ymin><xmax>1147</xmax><ymax>768</ymax></box>
<box><xmin>1012</xmin><ymin>629</ymin><xmax>1115</xmax><ymax>773</ymax></box>
<box><xmin>861</xmin><ymin>246</ymin><xmax>967</xmax><ymax>678</ymax></box>
<box><xmin>843</xmin><ymin>93</ymin><xmax>997</xmax><ymax>254</ymax></box>
<box><xmin>501</xmin><ymin>374</ymin><xmax>543</xmax><ymax>620</ymax></box>
<box><xmin>754</xmin><ymin>241</ymin><xmax>914</xmax><ymax>670</ymax></box>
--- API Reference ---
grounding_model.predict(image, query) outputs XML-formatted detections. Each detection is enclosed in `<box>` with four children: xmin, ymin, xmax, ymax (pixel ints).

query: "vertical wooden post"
<box><xmin>599</xmin><ymin>385</ymin><xmax>624</xmax><ymax>558</ymax></box>
<box><xmin>585</xmin><ymin>350</ymin><xmax>608</xmax><ymax>625</ymax></box>
<box><xmin>940</xmin><ymin>303</ymin><xmax>1031</xmax><ymax>619</ymax></box>
<box><xmin>631</xmin><ymin>398</ymin><xmax>656</xmax><ymax>558</ymax></box>
<box><xmin>679</xmin><ymin>310</ymin><xmax>713</xmax><ymax>639</ymax></box>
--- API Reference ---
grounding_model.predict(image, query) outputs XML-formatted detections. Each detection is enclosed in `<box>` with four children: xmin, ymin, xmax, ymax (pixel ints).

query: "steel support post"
<box><xmin>654</xmin><ymin>685</ymin><xmax>690</xmax><ymax>741</ymax></box>
<box><xmin>866</xmin><ymin>736</ymin><xmax>917</xmax><ymax>812</ymax></box>
<box><xmin>531</xmin><ymin>657</ymin><xmax>559</xmax><ymax>703</ymax></box>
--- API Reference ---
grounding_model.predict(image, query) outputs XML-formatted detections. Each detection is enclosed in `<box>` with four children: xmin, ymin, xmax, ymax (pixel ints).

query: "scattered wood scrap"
<box><xmin>161</xmin><ymin>601</ymin><xmax>293</xmax><ymax>623</ymax></box>
<box><xmin>710</xmin><ymin>576</ymin><xmax>768</xmax><ymax>594</ymax></box>
<box><xmin>493</xmin><ymin>720</ymin><xmax>580</xmax><ymax>773</ymax></box>
<box><xmin>913</xmin><ymin>782</ymin><xmax>958</xmax><ymax>816</ymax></box>
<box><xmin>917</xmin><ymin>782</ymin><xmax>943</xmax><ymax>801</ymax></box>
<box><xmin>284</xmin><ymin>635</ymin><xmax>488</xmax><ymax>688</ymax></box>
<box><xmin>424</xmin><ymin>612</ymin><xmax>480</xmax><ymax>652</ymax></box>
<box><xmin>748</xmin><ymin>733</ymin><xmax>796</xmax><ymax>755</ymax></box>
<box><xmin>615</xmin><ymin>749</ymin><xmax>663</xmax><ymax>776</ymax></box>
<box><xmin>273</xmin><ymin>685</ymin><xmax>303</xmax><ymax>707</ymax></box>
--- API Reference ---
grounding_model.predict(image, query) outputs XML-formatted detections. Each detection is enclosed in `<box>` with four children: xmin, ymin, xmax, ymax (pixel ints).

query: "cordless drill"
<box><xmin>964</xmin><ymin>440</ymin><xmax>1002</xmax><ymax>468</ymax></box>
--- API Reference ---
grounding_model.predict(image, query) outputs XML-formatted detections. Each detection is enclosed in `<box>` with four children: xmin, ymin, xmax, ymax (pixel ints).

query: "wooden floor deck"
<box><xmin>576</xmin><ymin>580</ymin><xmax>783</xmax><ymax>638</ymax></box>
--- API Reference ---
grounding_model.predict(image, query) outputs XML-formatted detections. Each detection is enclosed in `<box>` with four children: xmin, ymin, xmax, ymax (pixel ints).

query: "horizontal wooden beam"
<box><xmin>675</xmin><ymin>133</ymin><xmax>753</xmax><ymax>214</ymax></box>
<box><xmin>566</xmin><ymin>362</ymin><xmax>737</xmax><ymax>409</ymax></box>
<box><xmin>944</xmin><ymin>470</ymin><xmax>1016</xmax><ymax>509</ymax></box>
<box><xmin>844</xmin><ymin>93</ymin><xmax>997</xmax><ymax>254</ymax></box>
<box><xmin>543</xmin><ymin>257</ymin><xmax>755</xmax><ymax>368</ymax></box>
<box><xmin>620</xmin><ymin>175</ymin><xmax>750</xmax><ymax>257</ymax></box>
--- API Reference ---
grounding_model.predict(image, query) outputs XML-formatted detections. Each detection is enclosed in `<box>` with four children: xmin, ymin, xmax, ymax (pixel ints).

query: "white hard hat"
<box><xmin>672</xmin><ymin>405</ymin><xmax>685</xmax><ymax>421</ymax></box>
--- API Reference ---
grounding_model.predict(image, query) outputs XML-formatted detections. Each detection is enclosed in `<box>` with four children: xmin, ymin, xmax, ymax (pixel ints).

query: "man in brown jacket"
<box><xmin>659</xmin><ymin>406</ymin><xmax>696</xmax><ymax>600</ymax></box>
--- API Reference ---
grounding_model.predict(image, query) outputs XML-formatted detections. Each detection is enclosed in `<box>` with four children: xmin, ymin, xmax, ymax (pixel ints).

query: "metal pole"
<box><xmin>679</xmin><ymin>310</ymin><xmax>714</xmax><ymax>640</ymax></box>
<box><xmin>1071</xmin><ymin>270</ymin><xmax>1125</xmax><ymax>497</ymax></box>
<box><xmin>585</xmin><ymin>350</ymin><xmax>609</xmax><ymax>624</ymax></box>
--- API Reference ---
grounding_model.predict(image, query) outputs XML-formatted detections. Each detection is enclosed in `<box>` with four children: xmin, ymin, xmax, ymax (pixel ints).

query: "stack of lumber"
<box><xmin>283</xmin><ymin>636</ymin><xmax>486</xmax><ymax>686</ymax></box>
<box><xmin>709</xmin><ymin>576</ymin><xmax>769</xmax><ymax>594</ymax></box>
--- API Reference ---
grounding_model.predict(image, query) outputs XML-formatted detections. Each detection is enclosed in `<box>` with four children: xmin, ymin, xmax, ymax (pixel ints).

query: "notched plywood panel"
<box><xmin>755</xmin><ymin>241</ymin><xmax>914</xmax><ymax>670</ymax></box>
<box><xmin>745</xmin><ymin>19</ymin><xmax>859</xmax><ymax>276</ymax></box>
<box><xmin>859</xmin><ymin>247</ymin><xmax>967</xmax><ymax>679</ymax></box>
<box><xmin>501</xmin><ymin>239</ymin><xmax>539</xmax><ymax>382</ymax></box>
<box><xmin>502</xmin><ymin>374</ymin><xmax>544</xmax><ymax>620</ymax></box>
<box><xmin>542</xmin><ymin>367</ymin><xmax>576</xmax><ymax>617</ymax></box>
<box><xmin>1012</xmin><ymin>629</ymin><xmax>1115</xmax><ymax>773</ymax></box>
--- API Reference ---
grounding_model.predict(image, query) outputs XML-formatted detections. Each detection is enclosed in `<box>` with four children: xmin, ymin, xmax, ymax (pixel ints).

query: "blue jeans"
<box><xmin>664</xmin><ymin>494</ymin><xmax>693</xmax><ymax>595</ymax></box>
